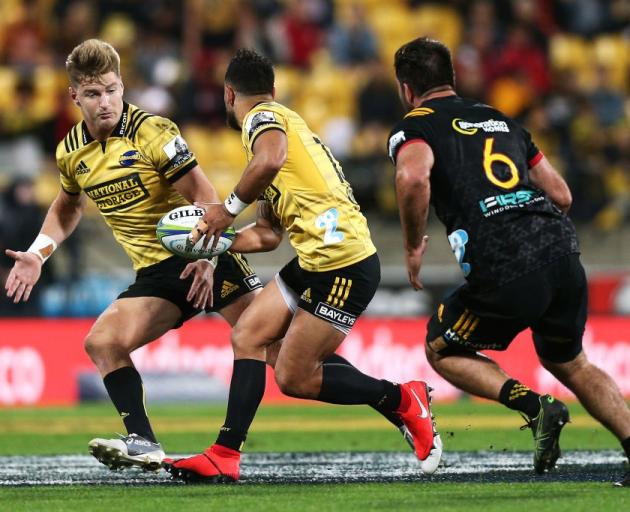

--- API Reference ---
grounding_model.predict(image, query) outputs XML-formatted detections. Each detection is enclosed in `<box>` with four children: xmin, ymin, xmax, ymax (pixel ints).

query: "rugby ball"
<box><xmin>156</xmin><ymin>205</ymin><xmax>235</xmax><ymax>259</ymax></box>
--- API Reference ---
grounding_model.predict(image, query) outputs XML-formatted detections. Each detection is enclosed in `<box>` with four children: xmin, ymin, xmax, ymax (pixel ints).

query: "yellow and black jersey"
<box><xmin>242</xmin><ymin>101</ymin><xmax>376</xmax><ymax>272</ymax></box>
<box><xmin>56</xmin><ymin>102</ymin><xmax>196</xmax><ymax>270</ymax></box>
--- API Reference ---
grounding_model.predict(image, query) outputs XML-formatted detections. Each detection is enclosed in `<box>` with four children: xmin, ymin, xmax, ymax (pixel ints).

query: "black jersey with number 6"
<box><xmin>388</xmin><ymin>96</ymin><xmax>579</xmax><ymax>290</ymax></box>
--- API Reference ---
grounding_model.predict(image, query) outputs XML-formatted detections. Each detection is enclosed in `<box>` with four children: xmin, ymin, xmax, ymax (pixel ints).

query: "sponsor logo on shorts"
<box><xmin>314</xmin><ymin>302</ymin><xmax>356</xmax><ymax>327</ymax></box>
<box><xmin>301</xmin><ymin>288</ymin><xmax>312</xmax><ymax>303</ymax></box>
<box><xmin>244</xmin><ymin>275</ymin><xmax>262</xmax><ymax>290</ymax></box>
<box><xmin>221</xmin><ymin>280</ymin><xmax>240</xmax><ymax>298</ymax></box>
<box><xmin>444</xmin><ymin>328</ymin><xmax>502</xmax><ymax>350</ymax></box>
<box><xmin>84</xmin><ymin>172</ymin><xmax>149</xmax><ymax>212</ymax></box>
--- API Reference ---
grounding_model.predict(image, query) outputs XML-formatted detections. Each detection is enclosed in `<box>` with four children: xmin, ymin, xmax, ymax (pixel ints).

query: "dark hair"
<box><xmin>394</xmin><ymin>37</ymin><xmax>455</xmax><ymax>97</ymax></box>
<box><xmin>225</xmin><ymin>48</ymin><xmax>274</xmax><ymax>95</ymax></box>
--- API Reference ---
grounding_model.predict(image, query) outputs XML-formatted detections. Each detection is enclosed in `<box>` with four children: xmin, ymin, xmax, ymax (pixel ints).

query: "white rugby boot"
<box><xmin>88</xmin><ymin>433</ymin><xmax>165</xmax><ymax>472</ymax></box>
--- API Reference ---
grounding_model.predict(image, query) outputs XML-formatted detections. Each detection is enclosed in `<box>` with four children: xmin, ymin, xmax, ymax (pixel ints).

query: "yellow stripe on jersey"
<box><xmin>242</xmin><ymin>102</ymin><xmax>376</xmax><ymax>272</ymax></box>
<box><xmin>55</xmin><ymin>103</ymin><xmax>198</xmax><ymax>270</ymax></box>
<box><xmin>404</xmin><ymin>107</ymin><xmax>435</xmax><ymax>119</ymax></box>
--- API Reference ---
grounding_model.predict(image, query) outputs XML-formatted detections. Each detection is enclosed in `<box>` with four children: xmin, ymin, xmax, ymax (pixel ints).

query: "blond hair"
<box><xmin>66</xmin><ymin>39</ymin><xmax>121</xmax><ymax>86</ymax></box>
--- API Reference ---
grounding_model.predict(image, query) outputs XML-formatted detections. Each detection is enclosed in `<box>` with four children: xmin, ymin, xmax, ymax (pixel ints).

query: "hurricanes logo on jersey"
<box><xmin>119</xmin><ymin>150</ymin><xmax>142</xmax><ymax>168</ymax></box>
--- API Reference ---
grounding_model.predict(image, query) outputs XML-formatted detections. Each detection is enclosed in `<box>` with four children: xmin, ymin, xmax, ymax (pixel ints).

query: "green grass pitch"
<box><xmin>0</xmin><ymin>400</ymin><xmax>627</xmax><ymax>511</ymax></box>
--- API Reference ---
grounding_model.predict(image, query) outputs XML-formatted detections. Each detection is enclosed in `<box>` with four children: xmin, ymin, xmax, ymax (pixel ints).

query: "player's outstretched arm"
<box><xmin>529</xmin><ymin>156</ymin><xmax>572</xmax><ymax>213</ymax></box>
<box><xmin>230</xmin><ymin>200</ymin><xmax>284</xmax><ymax>253</ymax></box>
<box><xmin>395</xmin><ymin>141</ymin><xmax>434</xmax><ymax>290</ymax></box>
<box><xmin>5</xmin><ymin>189</ymin><xmax>85</xmax><ymax>303</ymax></box>
<box><xmin>190</xmin><ymin>130</ymin><xmax>288</xmax><ymax>248</ymax></box>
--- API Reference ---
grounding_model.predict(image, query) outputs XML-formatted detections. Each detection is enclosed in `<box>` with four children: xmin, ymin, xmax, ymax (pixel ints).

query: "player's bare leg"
<box><xmin>425</xmin><ymin>337</ymin><xmax>511</xmax><ymax>400</ymax></box>
<box><xmin>165</xmin><ymin>280</ymin><xmax>441</xmax><ymax>482</ymax></box>
<box><xmin>540</xmin><ymin>351</ymin><xmax>630</xmax><ymax>441</ymax></box>
<box><xmin>85</xmin><ymin>296</ymin><xmax>182</xmax><ymax>470</ymax></box>
<box><xmin>273</xmin><ymin>309</ymin><xmax>440</xmax><ymax>473</ymax></box>
<box><xmin>544</xmin><ymin>353</ymin><xmax>630</xmax><ymax>485</ymax></box>
<box><xmin>163</xmin><ymin>281</ymin><xmax>293</xmax><ymax>482</ymax></box>
<box><xmin>426</xmin><ymin>336</ymin><xmax>572</xmax><ymax>473</ymax></box>
<box><xmin>84</xmin><ymin>297</ymin><xmax>181</xmax><ymax>375</ymax></box>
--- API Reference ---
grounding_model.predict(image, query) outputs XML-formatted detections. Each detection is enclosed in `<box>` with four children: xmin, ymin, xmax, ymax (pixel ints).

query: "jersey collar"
<box><xmin>81</xmin><ymin>102</ymin><xmax>130</xmax><ymax>144</ymax></box>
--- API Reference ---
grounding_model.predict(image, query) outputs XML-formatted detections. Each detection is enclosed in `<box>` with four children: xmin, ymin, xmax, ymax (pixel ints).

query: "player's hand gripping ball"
<box><xmin>157</xmin><ymin>206</ymin><xmax>235</xmax><ymax>259</ymax></box>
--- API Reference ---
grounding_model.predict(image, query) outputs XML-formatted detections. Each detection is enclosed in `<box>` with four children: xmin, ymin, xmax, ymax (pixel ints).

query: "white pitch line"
<box><xmin>0</xmin><ymin>451</ymin><xmax>625</xmax><ymax>486</ymax></box>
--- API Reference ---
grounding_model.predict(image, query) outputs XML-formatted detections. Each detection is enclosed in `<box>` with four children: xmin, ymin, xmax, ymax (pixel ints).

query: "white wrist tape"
<box><xmin>206</xmin><ymin>256</ymin><xmax>218</xmax><ymax>268</ymax></box>
<box><xmin>224</xmin><ymin>191</ymin><xmax>250</xmax><ymax>217</ymax></box>
<box><xmin>27</xmin><ymin>234</ymin><xmax>57</xmax><ymax>263</ymax></box>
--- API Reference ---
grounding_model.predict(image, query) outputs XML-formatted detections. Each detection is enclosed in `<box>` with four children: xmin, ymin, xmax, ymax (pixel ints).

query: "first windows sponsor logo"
<box><xmin>84</xmin><ymin>172</ymin><xmax>149</xmax><ymax>213</ymax></box>
<box><xmin>478</xmin><ymin>189</ymin><xmax>542</xmax><ymax>217</ymax></box>
<box><xmin>314</xmin><ymin>302</ymin><xmax>356</xmax><ymax>327</ymax></box>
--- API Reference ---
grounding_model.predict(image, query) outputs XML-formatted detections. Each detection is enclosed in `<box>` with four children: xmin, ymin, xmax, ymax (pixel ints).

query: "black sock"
<box><xmin>324</xmin><ymin>354</ymin><xmax>403</xmax><ymax>428</ymax></box>
<box><xmin>498</xmin><ymin>378</ymin><xmax>541</xmax><ymax>419</ymax></box>
<box><xmin>324</xmin><ymin>353</ymin><xmax>404</xmax><ymax>428</ymax></box>
<box><xmin>317</xmin><ymin>362</ymin><xmax>401</xmax><ymax>410</ymax></box>
<box><xmin>103</xmin><ymin>366</ymin><xmax>157</xmax><ymax>443</ymax></box>
<box><xmin>216</xmin><ymin>359</ymin><xmax>266</xmax><ymax>451</ymax></box>
<box><xmin>622</xmin><ymin>437</ymin><xmax>630</xmax><ymax>463</ymax></box>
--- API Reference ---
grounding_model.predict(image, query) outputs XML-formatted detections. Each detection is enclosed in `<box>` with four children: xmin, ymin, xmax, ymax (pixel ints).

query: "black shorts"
<box><xmin>426</xmin><ymin>253</ymin><xmax>587</xmax><ymax>363</ymax></box>
<box><xmin>118</xmin><ymin>253</ymin><xmax>262</xmax><ymax>328</ymax></box>
<box><xmin>277</xmin><ymin>253</ymin><xmax>380</xmax><ymax>334</ymax></box>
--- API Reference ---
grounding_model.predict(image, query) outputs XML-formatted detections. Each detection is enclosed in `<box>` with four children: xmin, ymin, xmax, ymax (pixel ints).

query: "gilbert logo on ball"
<box><xmin>156</xmin><ymin>205</ymin><xmax>235</xmax><ymax>259</ymax></box>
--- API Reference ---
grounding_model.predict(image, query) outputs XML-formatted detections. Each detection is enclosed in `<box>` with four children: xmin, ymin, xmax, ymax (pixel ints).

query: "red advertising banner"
<box><xmin>1</xmin><ymin>316</ymin><xmax>629</xmax><ymax>406</ymax></box>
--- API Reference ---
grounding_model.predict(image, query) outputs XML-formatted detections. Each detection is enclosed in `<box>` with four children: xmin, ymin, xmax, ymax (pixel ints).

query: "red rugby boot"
<box><xmin>397</xmin><ymin>380</ymin><xmax>443</xmax><ymax>474</ymax></box>
<box><xmin>163</xmin><ymin>444</ymin><xmax>240</xmax><ymax>483</ymax></box>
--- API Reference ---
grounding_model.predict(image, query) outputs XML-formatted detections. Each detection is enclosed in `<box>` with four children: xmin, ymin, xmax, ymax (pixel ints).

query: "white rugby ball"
<box><xmin>156</xmin><ymin>205</ymin><xmax>235</xmax><ymax>259</ymax></box>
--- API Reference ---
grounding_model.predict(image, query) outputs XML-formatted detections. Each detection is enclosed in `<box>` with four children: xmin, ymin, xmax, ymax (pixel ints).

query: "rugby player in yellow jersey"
<box><xmin>163</xmin><ymin>49</ymin><xmax>443</xmax><ymax>483</ymax></box>
<box><xmin>3</xmin><ymin>39</ymin><xmax>265</xmax><ymax>471</ymax></box>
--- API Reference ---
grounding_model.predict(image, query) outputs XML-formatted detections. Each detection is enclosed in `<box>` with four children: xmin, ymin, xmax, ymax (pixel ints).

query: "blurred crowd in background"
<box><xmin>1</xmin><ymin>0</ymin><xmax>630</xmax><ymax>316</ymax></box>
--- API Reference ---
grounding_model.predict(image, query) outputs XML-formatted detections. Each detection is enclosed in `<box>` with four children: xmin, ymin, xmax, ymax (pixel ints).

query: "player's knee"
<box><xmin>540</xmin><ymin>350</ymin><xmax>587</xmax><ymax>379</ymax></box>
<box><xmin>274</xmin><ymin>365</ymin><xmax>305</xmax><ymax>397</ymax></box>
<box><xmin>230</xmin><ymin>322</ymin><xmax>268</xmax><ymax>357</ymax></box>
<box><xmin>83</xmin><ymin>331</ymin><xmax>129</xmax><ymax>362</ymax></box>
<box><xmin>230</xmin><ymin>323</ymin><xmax>254</xmax><ymax>355</ymax></box>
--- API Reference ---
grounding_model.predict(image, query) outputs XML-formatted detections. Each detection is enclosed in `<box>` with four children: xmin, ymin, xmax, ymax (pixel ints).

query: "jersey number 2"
<box><xmin>316</xmin><ymin>208</ymin><xmax>344</xmax><ymax>245</ymax></box>
<box><xmin>483</xmin><ymin>138</ymin><xmax>519</xmax><ymax>190</ymax></box>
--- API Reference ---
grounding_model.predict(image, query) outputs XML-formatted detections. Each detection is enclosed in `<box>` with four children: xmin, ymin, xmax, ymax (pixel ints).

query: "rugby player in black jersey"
<box><xmin>388</xmin><ymin>37</ymin><xmax>630</xmax><ymax>484</ymax></box>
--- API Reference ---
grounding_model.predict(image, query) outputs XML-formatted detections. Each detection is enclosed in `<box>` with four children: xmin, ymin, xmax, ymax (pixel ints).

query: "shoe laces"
<box><xmin>519</xmin><ymin>413</ymin><xmax>534</xmax><ymax>432</ymax></box>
